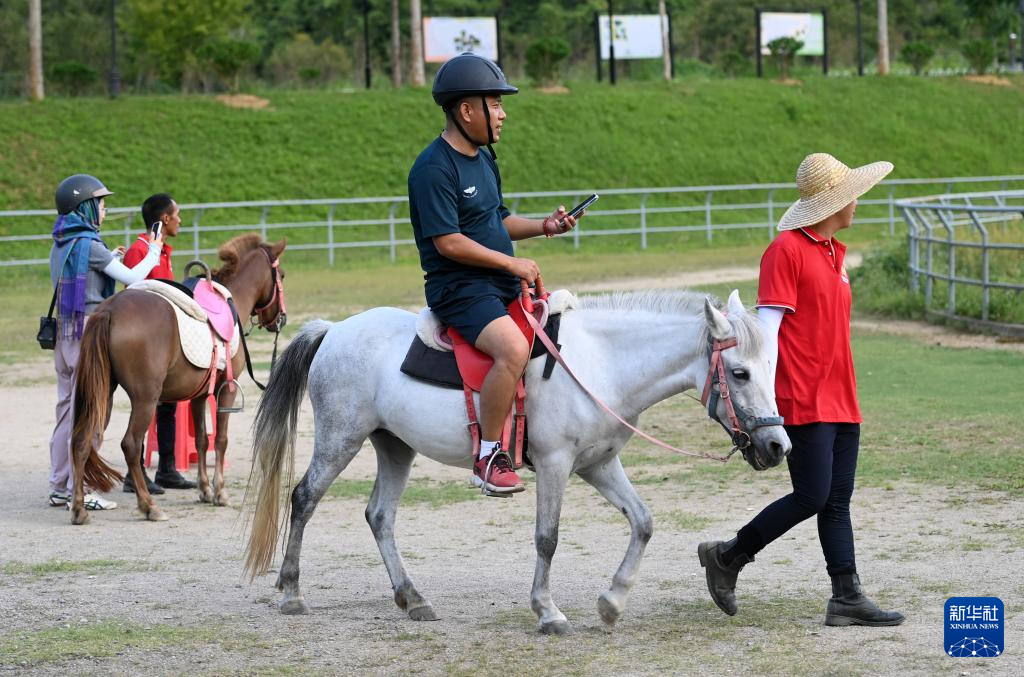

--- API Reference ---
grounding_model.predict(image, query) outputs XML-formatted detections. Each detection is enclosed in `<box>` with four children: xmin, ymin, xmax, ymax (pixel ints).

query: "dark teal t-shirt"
<box><xmin>408</xmin><ymin>136</ymin><xmax>517</xmax><ymax>306</ymax></box>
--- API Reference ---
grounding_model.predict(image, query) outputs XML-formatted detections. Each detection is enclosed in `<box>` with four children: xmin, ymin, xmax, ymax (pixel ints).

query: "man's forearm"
<box><xmin>433</xmin><ymin>233</ymin><xmax>512</xmax><ymax>271</ymax></box>
<box><xmin>503</xmin><ymin>215</ymin><xmax>544</xmax><ymax>241</ymax></box>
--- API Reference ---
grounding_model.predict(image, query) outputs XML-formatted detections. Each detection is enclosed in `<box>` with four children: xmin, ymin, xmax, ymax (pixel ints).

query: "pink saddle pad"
<box><xmin>193</xmin><ymin>280</ymin><xmax>235</xmax><ymax>342</ymax></box>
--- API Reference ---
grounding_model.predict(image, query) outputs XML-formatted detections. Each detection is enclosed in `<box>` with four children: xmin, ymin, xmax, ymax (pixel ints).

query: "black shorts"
<box><xmin>431</xmin><ymin>291</ymin><xmax>514</xmax><ymax>345</ymax></box>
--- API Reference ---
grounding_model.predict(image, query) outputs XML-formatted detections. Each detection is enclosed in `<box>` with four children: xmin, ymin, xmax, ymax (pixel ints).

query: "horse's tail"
<box><xmin>243</xmin><ymin>319</ymin><xmax>332</xmax><ymax>580</ymax></box>
<box><xmin>71</xmin><ymin>310</ymin><xmax>123</xmax><ymax>492</ymax></box>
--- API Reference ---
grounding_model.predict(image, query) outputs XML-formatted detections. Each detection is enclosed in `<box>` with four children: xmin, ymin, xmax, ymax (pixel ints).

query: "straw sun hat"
<box><xmin>777</xmin><ymin>153</ymin><xmax>893</xmax><ymax>231</ymax></box>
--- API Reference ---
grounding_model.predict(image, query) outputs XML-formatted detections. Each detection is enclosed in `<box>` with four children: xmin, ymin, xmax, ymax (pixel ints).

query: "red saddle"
<box><xmin>444</xmin><ymin>280</ymin><xmax>548</xmax><ymax>469</ymax></box>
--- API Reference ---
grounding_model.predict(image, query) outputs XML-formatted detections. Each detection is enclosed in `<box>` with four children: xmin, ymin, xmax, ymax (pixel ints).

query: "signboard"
<box><xmin>759</xmin><ymin>12</ymin><xmax>825</xmax><ymax>56</ymax></box>
<box><xmin>599</xmin><ymin>14</ymin><xmax>665</xmax><ymax>60</ymax></box>
<box><xmin>423</xmin><ymin>17</ymin><xmax>498</xmax><ymax>63</ymax></box>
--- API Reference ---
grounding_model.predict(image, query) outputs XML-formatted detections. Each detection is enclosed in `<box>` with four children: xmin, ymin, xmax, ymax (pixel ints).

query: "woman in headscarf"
<box><xmin>47</xmin><ymin>174</ymin><xmax>163</xmax><ymax>511</ymax></box>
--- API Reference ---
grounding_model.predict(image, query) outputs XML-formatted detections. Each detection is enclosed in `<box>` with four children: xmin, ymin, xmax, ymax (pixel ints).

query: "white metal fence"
<box><xmin>3</xmin><ymin>175</ymin><xmax>1023</xmax><ymax>268</ymax></box>
<box><xmin>898</xmin><ymin>190</ymin><xmax>1024</xmax><ymax>332</ymax></box>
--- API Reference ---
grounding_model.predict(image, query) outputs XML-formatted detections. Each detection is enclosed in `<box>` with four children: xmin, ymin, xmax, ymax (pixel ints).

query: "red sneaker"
<box><xmin>472</xmin><ymin>450</ymin><xmax>525</xmax><ymax>495</ymax></box>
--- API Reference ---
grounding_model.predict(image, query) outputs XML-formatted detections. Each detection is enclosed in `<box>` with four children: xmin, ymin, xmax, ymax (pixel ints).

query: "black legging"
<box><xmin>155</xmin><ymin>401</ymin><xmax>177</xmax><ymax>456</ymax></box>
<box><xmin>737</xmin><ymin>422</ymin><xmax>860</xmax><ymax>576</ymax></box>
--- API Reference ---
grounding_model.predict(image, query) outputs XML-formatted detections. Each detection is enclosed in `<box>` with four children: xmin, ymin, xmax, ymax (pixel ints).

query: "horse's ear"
<box><xmin>727</xmin><ymin>289</ymin><xmax>746</xmax><ymax>316</ymax></box>
<box><xmin>270</xmin><ymin>238</ymin><xmax>286</xmax><ymax>258</ymax></box>
<box><xmin>704</xmin><ymin>297</ymin><xmax>732</xmax><ymax>340</ymax></box>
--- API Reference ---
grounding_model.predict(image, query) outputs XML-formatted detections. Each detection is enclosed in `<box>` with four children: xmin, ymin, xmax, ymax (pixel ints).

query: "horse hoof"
<box><xmin>408</xmin><ymin>604</ymin><xmax>439</xmax><ymax>622</ymax></box>
<box><xmin>597</xmin><ymin>592</ymin><xmax>622</xmax><ymax>627</ymax></box>
<box><xmin>70</xmin><ymin>509</ymin><xmax>90</xmax><ymax>526</ymax></box>
<box><xmin>539</xmin><ymin>620</ymin><xmax>573</xmax><ymax>636</ymax></box>
<box><xmin>147</xmin><ymin>508</ymin><xmax>169</xmax><ymax>522</ymax></box>
<box><xmin>213</xmin><ymin>494</ymin><xmax>231</xmax><ymax>507</ymax></box>
<box><xmin>198</xmin><ymin>491</ymin><xmax>214</xmax><ymax>504</ymax></box>
<box><xmin>280</xmin><ymin>598</ymin><xmax>309</xmax><ymax>615</ymax></box>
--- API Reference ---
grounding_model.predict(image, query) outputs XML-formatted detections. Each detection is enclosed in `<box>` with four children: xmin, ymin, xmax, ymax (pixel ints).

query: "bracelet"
<box><xmin>542</xmin><ymin>218</ymin><xmax>558</xmax><ymax>238</ymax></box>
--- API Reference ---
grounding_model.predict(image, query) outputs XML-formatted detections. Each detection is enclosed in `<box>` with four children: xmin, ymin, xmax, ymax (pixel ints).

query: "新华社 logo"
<box><xmin>945</xmin><ymin>597</ymin><xmax>1003</xmax><ymax>658</ymax></box>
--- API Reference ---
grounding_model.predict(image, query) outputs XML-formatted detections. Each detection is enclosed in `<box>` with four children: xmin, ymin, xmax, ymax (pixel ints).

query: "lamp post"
<box><xmin>109</xmin><ymin>0</ymin><xmax>120</xmax><ymax>98</ymax></box>
<box><xmin>1019</xmin><ymin>1</ymin><xmax>1024</xmax><ymax>71</ymax></box>
<box><xmin>363</xmin><ymin>1</ymin><xmax>372</xmax><ymax>89</ymax></box>
<box><xmin>608</xmin><ymin>0</ymin><xmax>616</xmax><ymax>85</ymax></box>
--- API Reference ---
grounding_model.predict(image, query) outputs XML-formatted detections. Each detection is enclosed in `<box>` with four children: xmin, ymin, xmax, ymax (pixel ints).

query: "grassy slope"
<box><xmin>1</xmin><ymin>75</ymin><xmax>1023</xmax><ymax>210</ymax></box>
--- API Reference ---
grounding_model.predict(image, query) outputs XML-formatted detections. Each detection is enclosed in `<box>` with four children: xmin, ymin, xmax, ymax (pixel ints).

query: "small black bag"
<box><xmin>37</xmin><ymin>287</ymin><xmax>58</xmax><ymax>350</ymax></box>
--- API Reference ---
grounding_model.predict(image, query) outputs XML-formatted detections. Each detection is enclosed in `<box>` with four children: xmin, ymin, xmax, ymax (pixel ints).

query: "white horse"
<box><xmin>243</xmin><ymin>289</ymin><xmax>791</xmax><ymax>634</ymax></box>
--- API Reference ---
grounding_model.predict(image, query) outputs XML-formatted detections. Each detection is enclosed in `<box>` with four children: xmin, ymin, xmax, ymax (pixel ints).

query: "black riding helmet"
<box><xmin>55</xmin><ymin>174</ymin><xmax>114</xmax><ymax>215</ymax></box>
<box><xmin>432</xmin><ymin>52</ymin><xmax>518</xmax><ymax>158</ymax></box>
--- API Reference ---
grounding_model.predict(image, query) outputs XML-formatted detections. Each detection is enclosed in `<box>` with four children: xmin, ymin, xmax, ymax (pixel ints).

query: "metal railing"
<box><xmin>3</xmin><ymin>175</ymin><xmax>1023</xmax><ymax>268</ymax></box>
<box><xmin>898</xmin><ymin>190</ymin><xmax>1024</xmax><ymax>332</ymax></box>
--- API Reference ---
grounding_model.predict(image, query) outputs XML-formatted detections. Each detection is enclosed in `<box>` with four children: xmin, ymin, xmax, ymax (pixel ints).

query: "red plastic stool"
<box><xmin>144</xmin><ymin>400</ymin><xmax>221</xmax><ymax>470</ymax></box>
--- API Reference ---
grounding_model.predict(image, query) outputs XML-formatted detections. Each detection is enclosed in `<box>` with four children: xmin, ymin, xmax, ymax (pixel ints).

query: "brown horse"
<box><xmin>69</xmin><ymin>233</ymin><xmax>287</xmax><ymax>525</ymax></box>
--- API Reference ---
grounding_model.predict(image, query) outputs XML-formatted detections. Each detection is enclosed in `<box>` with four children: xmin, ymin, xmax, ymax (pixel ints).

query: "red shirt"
<box><xmin>123</xmin><ymin>233</ymin><xmax>173</xmax><ymax>280</ymax></box>
<box><xmin>756</xmin><ymin>228</ymin><xmax>861</xmax><ymax>425</ymax></box>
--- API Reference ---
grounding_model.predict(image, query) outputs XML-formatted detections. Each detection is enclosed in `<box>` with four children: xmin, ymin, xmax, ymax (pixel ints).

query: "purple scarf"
<box><xmin>51</xmin><ymin>202</ymin><xmax>113</xmax><ymax>339</ymax></box>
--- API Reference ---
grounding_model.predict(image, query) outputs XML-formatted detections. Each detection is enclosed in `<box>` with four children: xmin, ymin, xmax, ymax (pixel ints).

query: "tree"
<box><xmin>121</xmin><ymin>0</ymin><xmax>249</xmax><ymax>91</ymax></box>
<box><xmin>28</xmin><ymin>0</ymin><xmax>44</xmax><ymax>100</ymax></box>
<box><xmin>196</xmin><ymin>38</ymin><xmax>259</xmax><ymax>92</ymax></box>
<box><xmin>390</xmin><ymin>0</ymin><xmax>401</xmax><ymax>87</ymax></box>
<box><xmin>525</xmin><ymin>36</ymin><xmax>569</xmax><ymax>86</ymax></box>
<box><xmin>901</xmin><ymin>41</ymin><xmax>934</xmax><ymax>75</ymax></box>
<box><xmin>266</xmin><ymin>33</ymin><xmax>352</xmax><ymax>87</ymax></box>
<box><xmin>962</xmin><ymin>38</ymin><xmax>996</xmax><ymax>73</ymax></box>
<box><xmin>409</xmin><ymin>0</ymin><xmax>424</xmax><ymax>86</ymax></box>
<box><xmin>767</xmin><ymin>36</ymin><xmax>802</xmax><ymax>80</ymax></box>
<box><xmin>878</xmin><ymin>0</ymin><xmax>891</xmax><ymax>75</ymax></box>
<box><xmin>49</xmin><ymin>60</ymin><xmax>98</xmax><ymax>95</ymax></box>
<box><xmin>658</xmin><ymin>0</ymin><xmax>671</xmax><ymax>81</ymax></box>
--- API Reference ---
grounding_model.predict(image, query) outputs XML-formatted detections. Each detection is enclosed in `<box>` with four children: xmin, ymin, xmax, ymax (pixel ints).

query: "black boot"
<box><xmin>154</xmin><ymin>456</ymin><xmax>197</xmax><ymax>490</ymax></box>
<box><xmin>152</xmin><ymin>402</ymin><xmax>196</xmax><ymax>489</ymax></box>
<box><xmin>122</xmin><ymin>467</ymin><xmax>165</xmax><ymax>495</ymax></box>
<box><xmin>825</xmin><ymin>573</ymin><xmax>905</xmax><ymax>627</ymax></box>
<box><xmin>697</xmin><ymin>539</ymin><xmax>753</xmax><ymax>616</ymax></box>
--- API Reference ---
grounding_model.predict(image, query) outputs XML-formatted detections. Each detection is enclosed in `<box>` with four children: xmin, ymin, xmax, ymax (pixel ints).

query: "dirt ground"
<box><xmin>1</xmin><ymin>276</ymin><xmax>1021</xmax><ymax>675</ymax></box>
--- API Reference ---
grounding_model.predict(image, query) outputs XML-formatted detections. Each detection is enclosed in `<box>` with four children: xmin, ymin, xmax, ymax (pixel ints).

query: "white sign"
<box><xmin>760</xmin><ymin>12</ymin><xmax>825</xmax><ymax>56</ymax></box>
<box><xmin>599</xmin><ymin>14</ymin><xmax>665</xmax><ymax>60</ymax></box>
<box><xmin>423</xmin><ymin>17</ymin><xmax>498</xmax><ymax>63</ymax></box>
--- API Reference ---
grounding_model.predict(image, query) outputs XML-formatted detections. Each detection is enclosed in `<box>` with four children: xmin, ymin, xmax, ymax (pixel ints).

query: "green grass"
<box><xmin>0</xmin><ymin>621</ymin><xmax>262</xmax><ymax>666</ymax></box>
<box><xmin>0</xmin><ymin>558</ymin><xmax>131</xmax><ymax>577</ymax></box>
<box><xmin>3</xmin><ymin>76</ymin><xmax>1022</xmax><ymax>212</ymax></box>
<box><xmin>853</xmin><ymin>333</ymin><xmax>1024</xmax><ymax>494</ymax></box>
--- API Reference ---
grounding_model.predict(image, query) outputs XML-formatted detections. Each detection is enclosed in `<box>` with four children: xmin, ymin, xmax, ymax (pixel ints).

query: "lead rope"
<box><xmin>520</xmin><ymin>299</ymin><xmax>735</xmax><ymax>463</ymax></box>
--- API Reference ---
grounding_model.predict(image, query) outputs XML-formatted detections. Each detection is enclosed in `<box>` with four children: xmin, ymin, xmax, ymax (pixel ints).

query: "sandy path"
<box><xmin>1</xmin><ymin>260</ymin><xmax>1020</xmax><ymax>675</ymax></box>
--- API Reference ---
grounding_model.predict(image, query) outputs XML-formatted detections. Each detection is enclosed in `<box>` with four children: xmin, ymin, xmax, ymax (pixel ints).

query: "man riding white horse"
<box><xmin>407</xmin><ymin>52</ymin><xmax>579</xmax><ymax>495</ymax></box>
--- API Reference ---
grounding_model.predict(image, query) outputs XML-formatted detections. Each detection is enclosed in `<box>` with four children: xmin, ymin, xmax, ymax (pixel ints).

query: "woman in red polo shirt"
<box><xmin>697</xmin><ymin>153</ymin><xmax>904</xmax><ymax>627</ymax></box>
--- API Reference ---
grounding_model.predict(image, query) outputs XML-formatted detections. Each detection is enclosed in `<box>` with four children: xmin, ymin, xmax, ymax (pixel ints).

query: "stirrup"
<box><xmin>216</xmin><ymin>379</ymin><xmax>245</xmax><ymax>413</ymax></box>
<box><xmin>475</xmin><ymin>450</ymin><xmax>517</xmax><ymax>498</ymax></box>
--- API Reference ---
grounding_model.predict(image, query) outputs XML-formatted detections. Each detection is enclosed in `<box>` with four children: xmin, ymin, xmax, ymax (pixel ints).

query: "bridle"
<box><xmin>522</xmin><ymin>279</ymin><xmax>767</xmax><ymax>463</ymax></box>
<box><xmin>228</xmin><ymin>245</ymin><xmax>287</xmax><ymax>391</ymax></box>
<box><xmin>251</xmin><ymin>247</ymin><xmax>287</xmax><ymax>333</ymax></box>
<box><xmin>700</xmin><ymin>336</ymin><xmax>784</xmax><ymax>465</ymax></box>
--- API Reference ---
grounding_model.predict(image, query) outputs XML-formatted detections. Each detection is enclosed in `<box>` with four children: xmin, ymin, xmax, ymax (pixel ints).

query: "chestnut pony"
<box><xmin>69</xmin><ymin>234</ymin><xmax>286</xmax><ymax>525</ymax></box>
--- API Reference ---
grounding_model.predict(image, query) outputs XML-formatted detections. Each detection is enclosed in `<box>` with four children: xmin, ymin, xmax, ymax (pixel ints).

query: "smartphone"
<box><xmin>150</xmin><ymin>221</ymin><xmax>162</xmax><ymax>239</ymax></box>
<box><xmin>560</xmin><ymin>193</ymin><xmax>599</xmax><ymax>224</ymax></box>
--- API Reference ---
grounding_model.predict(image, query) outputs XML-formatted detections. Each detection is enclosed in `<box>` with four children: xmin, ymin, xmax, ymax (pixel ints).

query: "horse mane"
<box><xmin>212</xmin><ymin>233</ymin><xmax>265</xmax><ymax>283</ymax></box>
<box><xmin>575</xmin><ymin>289</ymin><xmax>764</xmax><ymax>358</ymax></box>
